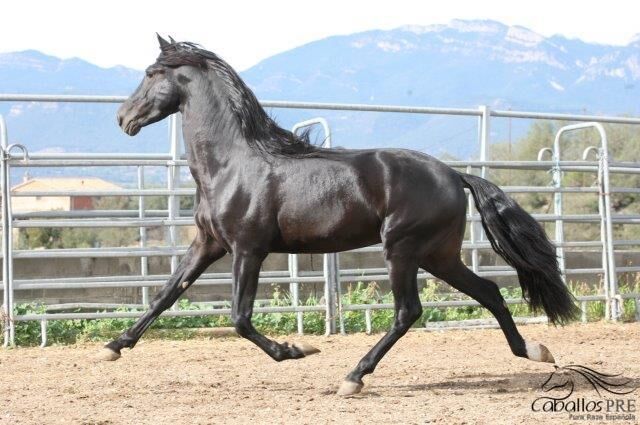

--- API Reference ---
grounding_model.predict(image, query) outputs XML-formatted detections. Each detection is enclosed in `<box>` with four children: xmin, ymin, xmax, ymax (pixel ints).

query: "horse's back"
<box><xmin>329</xmin><ymin>147</ymin><xmax>466</xmax><ymax>217</ymax></box>
<box><xmin>272</xmin><ymin>148</ymin><xmax>467</xmax><ymax>254</ymax></box>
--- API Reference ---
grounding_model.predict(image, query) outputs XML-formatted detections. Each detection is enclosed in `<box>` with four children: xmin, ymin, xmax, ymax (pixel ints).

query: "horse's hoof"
<box><xmin>293</xmin><ymin>341</ymin><xmax>321</xmax><ymax>356</ymax></box>
<box><xmin>95</xmin><ymin>347</ymin><xmax>121</xmax><ymax>362</ymax></box>
<box><xmin>525</xmin><ymin>341</ymin><xmax>555</xmax><ymax>363</ymax></box>
<box><xmin>337</xmin><ymin>380</ymin><xmax>363</xmax><ymax>396</ymax></box>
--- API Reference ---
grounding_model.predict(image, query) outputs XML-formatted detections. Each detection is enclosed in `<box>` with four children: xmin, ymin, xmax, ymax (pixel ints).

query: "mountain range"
<box><xmin>1</xmin><ymin>19</ymin><xmax>639</xmax><ymax>182</ymax></box>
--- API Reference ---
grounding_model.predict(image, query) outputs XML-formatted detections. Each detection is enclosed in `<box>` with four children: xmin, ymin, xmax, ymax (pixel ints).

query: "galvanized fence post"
<box><xmin>0</xmin><ymin>125</ymin><xmax>26</xmax><ymax>347</ymax></box>
<box><xmin>585</xmin><ymin>146</ymin><xmax>611</xmax><ymax>320</ymax></box>
<box><xmin>287</xmin><ymin>253</ymin><xmax>303</xmax><ymax>334</ymax></box>
<box><xmin>334</xmin><ymin>253</ymin><xmax>344</xmax><ymax>335</ymax></box>
<box><xmin>478</xmin><ymin>105</ymin><xmax>490</xmax><ymax>179</ymax></box>
<box><xmin>323</xmin><ymin>253</ymin><xmax>337</xmax><ymax>335</ymax></box>
<box><xmin>475</xmin><ymin>106</ymin><xmax>491</xmax><ymax>270</ymax></box>
<box><xmin>138</xmin><ymin>166</ymin><xmax>149</xmax><ymax>306</ymax></box>
<box><xmin>0</xmin><ymin>115</ymin><xmax>10</xmax><ymax>347</ymax></box>
<box><xmin>599</xmin><ymin>140</ymin><xmax>619</xmax><ymax>320</ymax></box>
<box><xmin>551</xmin><ymin>143</ymin><xmax>567</xmax><ymax>282</ymax></box>
<box><xmin>168</xmin><ymin>114</ymin><xmax>181</xmax><ymax>309</ymax></box>
<box><xmin>466</xmin><ymin>165</ymin><xmax>479</xmax><ymax>273</ymax></box>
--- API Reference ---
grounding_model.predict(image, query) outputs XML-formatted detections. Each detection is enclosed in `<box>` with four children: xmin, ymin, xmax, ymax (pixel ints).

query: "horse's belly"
<box><xmin>273</xmin><ymin>233</ymin><xmax>382</xmax><ymax>254</ymax></box>
<box><xmin>274</xmin><ymin>207</ymin><xmax>381</xmax><ymax>253</ymax></box>
<box><xmin>275</xmin><ymin>234</ymin><xmax>381</xmax><ymax>254</ymax></box>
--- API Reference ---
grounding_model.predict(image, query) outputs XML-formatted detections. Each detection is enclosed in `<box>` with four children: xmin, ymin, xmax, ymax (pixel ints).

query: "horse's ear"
<box><xmin>168</xmin><ymin>35</ymin><xmax>176</xmax><ymax>44</ymax></box>
<box><xmin>156</xmin><ymin>33</ymin><xmax>170</xmax><ymax>49</ymax></box>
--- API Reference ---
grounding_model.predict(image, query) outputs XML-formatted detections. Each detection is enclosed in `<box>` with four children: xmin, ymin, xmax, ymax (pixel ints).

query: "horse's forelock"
<box><xmin>156</xmin><ymin>42</ymin><xmax>207</xmax><ymax>68</ymax></box>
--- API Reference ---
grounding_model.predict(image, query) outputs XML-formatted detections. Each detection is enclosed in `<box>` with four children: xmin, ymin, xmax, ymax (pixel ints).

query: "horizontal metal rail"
<box><xmin>13</xmin><ymin>209</ymin><xmax>193</xmax><ymax>219</ymax></box>
<box><xmin>9</xmin><ymin>159</ymin><xmax>186</xmax><ymax>167</ymax></box>
<box><xmin>44</xmin><ymin>303</ymin><xmax>145</xmax><ymax>311</ymax></box>
<box><xmin>10</xmin><ymin>189</ymin><xmax>195</xmax><ymax>197</ymax></box>
<box><xmin>491</xmin><ymin>109</ymin><xmax>640</xmax><ymax>125</ymax></box>
<box><xmin>12</xmin><ymin>271</ymin><xmax>298</xmax><ymax>289</ymax></box>
<box><xmin>11</xmin><ymin>246</ymin><xmax>187</xmax><ymax>259</ymax></box>
<box><xmin>0</xmin><ymin>237</ymin><xmax>613</xmax><ymax>260</ymax></box>
<box><xmin>14</xmin><ymin>153</ymin><xmax>173</xmax><ymax>159</ymax></box>
<box><xmin>0</xmin><ymin>94</ymin><xmax>482</xmax><ymax>116</ymax></box>
<box><xmin>13</xmin><ymin>218</ymin><xmax>195</xmax><ymax>228</ymax></box>
<box><xmin>13</xmin><ymin>294</ymin><xmax>613</xmax><ymax>323</ymax></box>
<box><xmin>0</xmin><ymin>94</ymin><xmax>128</xmax><ymax>103</ymax></box>
<box><xmin>4</xmin><ymin>94</ymin><xmax>640</xmax><ymax>124</ymax></box>
<box><xmin>13</xmin><ymin>214</ymin><xmax>637</xmax><ymax>229</ymax></box>
<box><xmin>7</xmin><ymin>185</ymin><xmax>601</xmax><ymax>198</ymax></box>
<box><xmin>422</xmin><ymin>316</ymin><xmax>549</xmax><ymax>331</ymax></box>
<box><xmin>14</xmin><ymin>304</ymin><xmax>328</xmax><ymax>322</ymax></box>
<box><xmin>13</xmin><ymin>275</ymin><xmax>328</xmax><ymax>290</ymax></box>
<box><xmin>2</xmin><ymin>265</ymin><xmax>607</xmax><ymax>291</ymax></box>
<box><xmin>4</xmin><ymin>157</ymin><xmax>597</xmax><ymax>169</ymax></box>
<box><xmin>447</xmin><ymin>160</ymin><xmax>601</xmax><ymax>170</ymax></box>
<box><xmin>14</xmin><ymin>270</ymin><xmax>292</xmax><ymax>285</ymax></box>
<box><xmin>18</xmin><ymin>210</ymin><xmax>636</xmax><ymax>224</ymax></box>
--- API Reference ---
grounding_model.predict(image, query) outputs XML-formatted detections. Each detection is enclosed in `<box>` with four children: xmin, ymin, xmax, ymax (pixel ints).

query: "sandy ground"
<box><xmin>0</xmin><ymin>323</ymin><xmax>638</xmax><ymax>424</ymax></box>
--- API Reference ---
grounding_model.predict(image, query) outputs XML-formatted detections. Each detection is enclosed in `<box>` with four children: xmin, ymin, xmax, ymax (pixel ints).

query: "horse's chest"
<box><xmin>196</xmin><ymin>185</ymin><xmax>274</xmax><ymax>247</ymax></box>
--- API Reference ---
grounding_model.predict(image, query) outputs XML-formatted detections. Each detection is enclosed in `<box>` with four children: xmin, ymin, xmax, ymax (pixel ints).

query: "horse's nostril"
<box><xmin>117</xmin><ymin>114</ymin><xmax>123</xmax><ymax>127</ymax></box>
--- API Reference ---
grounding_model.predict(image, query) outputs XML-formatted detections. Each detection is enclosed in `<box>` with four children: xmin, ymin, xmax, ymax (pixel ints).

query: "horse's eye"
<box><xmin>146</xmin><ymin>69</ymin><xmax>164</xmax><ymax>78</ymax></box>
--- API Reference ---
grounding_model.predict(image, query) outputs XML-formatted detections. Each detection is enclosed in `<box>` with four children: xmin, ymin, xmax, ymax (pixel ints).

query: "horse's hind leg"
<box><xmin>97</xmin><ymin>236</ymin><xmax>226</xmax><ymax>361</ymax></box>
<box><xmin>338</xmin><ymin>255</ymin><xmax>422</xmax><ymax>396</ymax></box>
<box><xmin>424</xmin><ymin>258</ymin><xmax>555</xmax><ymax>364</ymax></box>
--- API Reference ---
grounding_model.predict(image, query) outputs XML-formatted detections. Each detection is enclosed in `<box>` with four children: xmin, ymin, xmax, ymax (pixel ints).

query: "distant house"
<box><xmin>10</xmin><ymin>177</ymin><xmax>122</xmax><ymax>213</ymax></box>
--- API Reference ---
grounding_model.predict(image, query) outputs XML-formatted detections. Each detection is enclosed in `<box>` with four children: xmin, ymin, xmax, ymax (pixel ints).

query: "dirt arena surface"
<box><xmin>0</xmin><ymin>322</ymin><xmax>638</xmax><ymax>424</ymax></box>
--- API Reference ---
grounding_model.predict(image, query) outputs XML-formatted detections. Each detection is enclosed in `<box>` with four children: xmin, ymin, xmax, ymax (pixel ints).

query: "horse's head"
<box><xmin>117</xmin><ymin>34</ymin><xmax>183</xmax><ymax>136</ymax></box>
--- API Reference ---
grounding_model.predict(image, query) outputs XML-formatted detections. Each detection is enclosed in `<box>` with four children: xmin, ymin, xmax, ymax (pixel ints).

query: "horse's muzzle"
<box><xmin>117</xmin><ymin>105</ymin><xmax>141</xmax><ymax>136</ymax></box>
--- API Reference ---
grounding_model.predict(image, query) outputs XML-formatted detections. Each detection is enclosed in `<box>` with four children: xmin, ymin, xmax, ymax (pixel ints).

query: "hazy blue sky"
<box><xmin>3</xmin><ymin>0</ymin><xmax>639</xmax><ymax>71</ymax></box>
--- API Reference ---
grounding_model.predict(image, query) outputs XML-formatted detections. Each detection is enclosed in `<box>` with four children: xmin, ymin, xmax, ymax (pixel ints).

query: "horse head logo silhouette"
<box><xmin>541</xmin><ymin>364</ymin><xmax>635</xmax><ymax>400</ymax></box>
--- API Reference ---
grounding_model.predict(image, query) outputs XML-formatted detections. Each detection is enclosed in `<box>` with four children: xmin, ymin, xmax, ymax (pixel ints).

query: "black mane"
<box><xmin>156</xmin><ymin>42</ymin><xmax>319</xmax><ymax>158</ymax></box>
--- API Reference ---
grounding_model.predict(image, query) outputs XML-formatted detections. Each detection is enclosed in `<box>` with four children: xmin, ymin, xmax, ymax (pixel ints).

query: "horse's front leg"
<box><xmin>231</xmin><ymin>251</ymin><xmax>320</xmax><ymax>361</ymax></box>
<box><xmin>97</xmin><ymin>236</ymin><xmax>226</xmax><ymax>361</ymax></box>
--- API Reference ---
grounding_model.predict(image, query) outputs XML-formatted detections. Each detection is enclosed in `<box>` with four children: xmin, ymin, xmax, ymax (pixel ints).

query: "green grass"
<box><xmin>6</xmin><ymin>275</ymin><xmax>640</xmax><ymax>346</ymax></box>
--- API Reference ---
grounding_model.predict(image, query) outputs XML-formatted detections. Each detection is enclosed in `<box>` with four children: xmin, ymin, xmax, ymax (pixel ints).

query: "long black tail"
<box><xmin>458</xmin><ymin>172</ymin><xmax>579</xmax><ymax>325</ymax></box>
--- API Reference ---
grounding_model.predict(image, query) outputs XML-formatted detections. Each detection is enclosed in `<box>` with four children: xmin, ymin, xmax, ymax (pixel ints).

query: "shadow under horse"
<box><xmin>100</xmin><ymin>35</ymin><xmax>579</xmax><ymax>396</ymax></box>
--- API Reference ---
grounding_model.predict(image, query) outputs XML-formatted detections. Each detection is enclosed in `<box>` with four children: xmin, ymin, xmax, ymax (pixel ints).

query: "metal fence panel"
<box><xmin>0</xmin><ymin>95</ymin><xmax>639</xmax><ymax>346</ymax></box>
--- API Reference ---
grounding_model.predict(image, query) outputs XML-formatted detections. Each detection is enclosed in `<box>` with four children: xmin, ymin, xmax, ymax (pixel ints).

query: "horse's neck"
<box><xmin>180</xmin><ymin>84</ymin><xmax>257</xmax><ymax>182</ymax></box>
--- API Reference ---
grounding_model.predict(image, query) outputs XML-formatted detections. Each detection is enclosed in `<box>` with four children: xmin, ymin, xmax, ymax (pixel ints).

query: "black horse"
<box><xmin>101</xmin><ymin>35</ymin><xmax>578</xmax><ymax>396</ymax></box>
